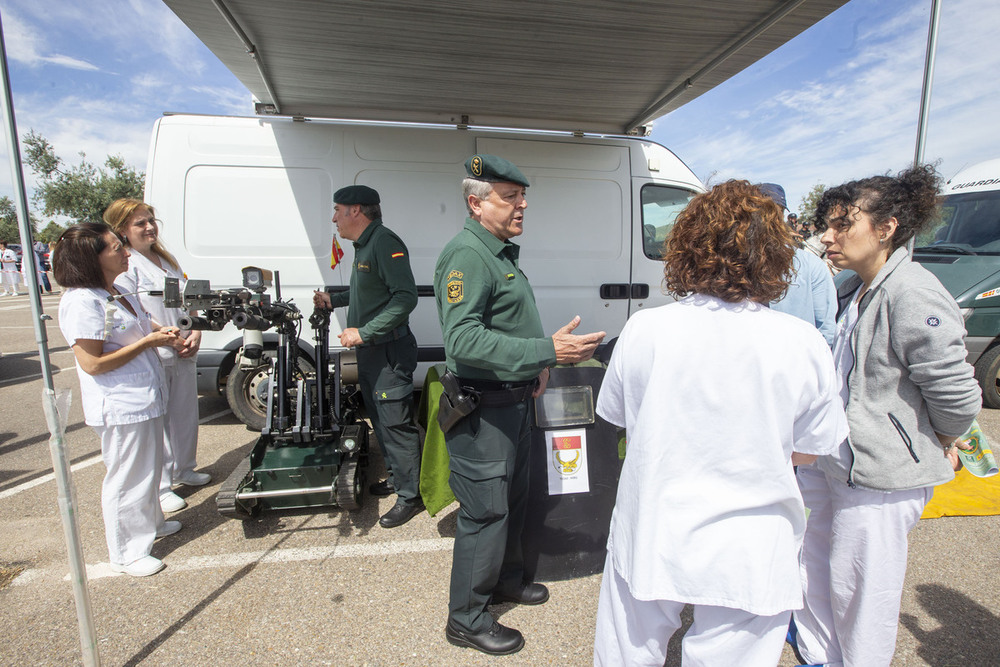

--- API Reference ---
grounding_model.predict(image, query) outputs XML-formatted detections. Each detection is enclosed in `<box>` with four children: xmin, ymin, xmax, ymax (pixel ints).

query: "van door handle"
<box><xmin>600</xmin><ymin>283</ymin><xmax>630</xmax><ymax>299</ymax></box>
<box><xmin>631</xmin><ymin>284</ymin><xmax>649</xmax><ymax>299</ymax></box>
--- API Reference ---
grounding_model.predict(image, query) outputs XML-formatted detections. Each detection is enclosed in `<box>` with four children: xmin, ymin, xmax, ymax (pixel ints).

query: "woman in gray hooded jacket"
<box><xmin>790</xmin><ymin>165</ymin><xmax>981</xmax><ymax>667</ymax></box>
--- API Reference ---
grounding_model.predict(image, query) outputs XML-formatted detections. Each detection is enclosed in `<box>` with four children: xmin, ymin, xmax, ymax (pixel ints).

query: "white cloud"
<box><xmin>0</xmin><ymin>7</ymin><xmax>100</xmax><ymax>71</ymax></box>
<box><xmin>653</xmin><ymin>0</ymin><xmax>1000</xmax><ymax>215</ymax></box>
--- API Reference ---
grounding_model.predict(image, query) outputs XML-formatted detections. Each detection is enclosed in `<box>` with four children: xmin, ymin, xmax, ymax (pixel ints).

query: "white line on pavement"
<box><xmin>50</xmin><ymin>538</ymin><xmax>456</xmax><ymax>583</ymax></box>
<box><xmin>0</xmin><ymin>454</ymin><xmax>104</xmax><ymax>501</ymax></box>
<box><xmin>0</xmin><ymin>408</ymin><xmax>233</xmax><ymax>501</ymax></box>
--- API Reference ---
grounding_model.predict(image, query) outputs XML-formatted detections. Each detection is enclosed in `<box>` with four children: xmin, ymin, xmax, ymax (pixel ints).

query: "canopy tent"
<box><xmin>164</xmin><ymin>0</ymin><xmax>851</xmax><ymax>134</ymax></box>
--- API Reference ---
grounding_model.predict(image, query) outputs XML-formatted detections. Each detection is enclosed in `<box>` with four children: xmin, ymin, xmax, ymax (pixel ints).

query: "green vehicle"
<box><xmin>913</xmin><ymin>159</ymin><xmax>1000</xmax><ymax>407</ymax></box>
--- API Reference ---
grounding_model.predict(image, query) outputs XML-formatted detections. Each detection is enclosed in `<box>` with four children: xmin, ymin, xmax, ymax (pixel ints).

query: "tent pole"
<box><xmin>0</xmin><ymin>9</ymin><xmax>101</xmax><ymax>666</ymax></box>
<box><xmin>914</xmin><ymin>0</ymin><xmax>942</xmax><ymax>167</ymax></box>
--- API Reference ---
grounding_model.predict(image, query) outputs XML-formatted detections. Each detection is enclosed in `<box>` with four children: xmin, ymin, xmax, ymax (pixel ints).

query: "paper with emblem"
<box><xmin>545</xmin><ymin>428</ymin><xmax>590</xmax><ymax>495</ymax></box>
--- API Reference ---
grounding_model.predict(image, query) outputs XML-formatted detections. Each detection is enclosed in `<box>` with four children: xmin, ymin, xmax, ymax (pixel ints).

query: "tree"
<box><xmin>0</xmin><ymin>196</ymin><xmax>38</xmax><ymax>243</ymax></box>
<box><xmin>38</xmin><ymin>221</ymin><xmax>66</xmax><ymax>244</ymax></box>
<box><xmin>797</xmin><ymin>183</ymin><xmax>826</xmax><ymax>225</ymax></box>
<box><xmin>22</xmin><ymin>130</ymin><xmax>144</xmax><ymax>225</ymax></box>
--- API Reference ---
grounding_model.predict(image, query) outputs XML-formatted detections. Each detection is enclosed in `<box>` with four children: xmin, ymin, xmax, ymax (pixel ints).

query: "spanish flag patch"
<box><xmin>391</xmin><ymin>252</ymin><xmax>405</xmax><ymax>258</ymax></box>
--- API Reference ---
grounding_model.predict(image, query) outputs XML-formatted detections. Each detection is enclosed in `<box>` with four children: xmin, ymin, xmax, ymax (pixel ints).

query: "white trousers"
<box><xmin>159</xmin><ymin>358</ymin><xmax>200</xmax><ymax>495</ymax></box>
<box><xmin>594</xmin><ymin>555</ymin><xmax>789</xmax><ymax>667</ymax></box>
<box><xmin>1</xmin><ymin>266</ymin><xmax>19</xmax><ymax>292</ymax></box>
<box><xmin>794</xmin><ymin>465</ymin><xmax>931</xmax><ymax>667</ymax></box>
<box><xmin>94</xmin><ymin>417</ymin><xmax>165</xmax><ymax>565</ymax></box>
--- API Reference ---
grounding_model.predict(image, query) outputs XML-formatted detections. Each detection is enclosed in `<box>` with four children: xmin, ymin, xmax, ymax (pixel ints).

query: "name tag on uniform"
<box><xmin>357</xmin><ymin>262</ymin><xmax>371</xmax><ymax>272</ymax></box>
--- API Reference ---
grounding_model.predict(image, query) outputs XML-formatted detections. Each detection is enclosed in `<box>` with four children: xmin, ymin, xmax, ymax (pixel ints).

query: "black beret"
<box><xmin>334</xmin><ymin>185</ymin><xmax>380</xmax><ymax>205</ymax></box>
<box><xmin>465</xmin><ymin>154</ymin><xmax>529</xmax><ymax>188</ymax></box>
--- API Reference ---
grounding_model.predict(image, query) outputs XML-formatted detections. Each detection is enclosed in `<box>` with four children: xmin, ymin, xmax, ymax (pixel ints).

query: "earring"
<box><xmin>879</xmin><ymin>238</ymin><xmax>885</xmax><ymax>244</ymax></box>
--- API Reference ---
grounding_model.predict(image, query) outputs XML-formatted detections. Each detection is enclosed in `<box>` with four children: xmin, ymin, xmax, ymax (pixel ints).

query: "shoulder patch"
<box><xmin>391</xmin><ymin>252</ymin><xmax>405</xmax><ymax>259</ymax></box>
<box><xmin>447</xmin><ymin>279</ymin><xmax>463</xmax><ymax>304</ymax></box>
<box><xmin>447</xmin><ymin>269</ymin><xmax>463</xmax><ymax>280</ymax></box>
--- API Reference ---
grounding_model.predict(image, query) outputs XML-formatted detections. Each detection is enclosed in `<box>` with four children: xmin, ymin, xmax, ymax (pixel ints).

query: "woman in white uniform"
<box><xmin>53</xmin><ymin>222</ymin><xmax>182</xmax><ymax>577</ymax></box>
<box><xmin>791</xmin><ymin>166</ymin><xmax>981</xmax><ymax>667</ymax></box>
<box><xmin>0</xmin><ymin>240</ymin><xmax>20</xmax><ymax>296</ymax></box>
<box><xmin>105</xmin><ymin>199</ymin><xmax>210</xmax><ymax>514</ymax></box>
<box><xmin>593</xmin><ymin>180</ymin><xmax>848</xmax><ymax>666</ymax></box>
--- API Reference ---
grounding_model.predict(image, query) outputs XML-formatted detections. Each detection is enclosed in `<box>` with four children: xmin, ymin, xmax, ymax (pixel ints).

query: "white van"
<box><xmin>145</xmin><ymin>114</ymin><xmax>705</xmax><ymax>423</ymax></box>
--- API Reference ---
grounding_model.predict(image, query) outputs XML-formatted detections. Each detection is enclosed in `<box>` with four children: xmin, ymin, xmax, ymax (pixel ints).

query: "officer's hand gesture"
<box><xmin>552</xmin><ymin>316</ymin><xmax>606</xmax><ymax>364</ymax></box>
<box><xmin>313</xmin><ymin>290</ymin><xmax>332</xmax><ymax>310</ymax></box>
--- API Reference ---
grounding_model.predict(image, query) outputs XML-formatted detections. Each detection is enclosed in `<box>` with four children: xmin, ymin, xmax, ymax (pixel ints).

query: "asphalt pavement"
<box><xmin>1</xmin><ymin>290</ymin><xmax>998</xmax><ymax>666</ymax></box>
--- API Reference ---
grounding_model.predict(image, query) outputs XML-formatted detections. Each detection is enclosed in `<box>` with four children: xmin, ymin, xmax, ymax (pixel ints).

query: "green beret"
<box><xmin>465</xmin><ymin>154</ymin><xmax>529</xmax><ymax>188</ymax></box>
<box><xmin>334</xmin><ymin>185</ymin><xmax>380</xmax><ymax>205</ymax></box>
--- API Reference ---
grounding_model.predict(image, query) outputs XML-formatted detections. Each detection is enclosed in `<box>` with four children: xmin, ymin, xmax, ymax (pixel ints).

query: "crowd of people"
<box><xmin>47</xmin><ymin>156</ymin><xmax>979</xmax><ymax>665</ymax></box>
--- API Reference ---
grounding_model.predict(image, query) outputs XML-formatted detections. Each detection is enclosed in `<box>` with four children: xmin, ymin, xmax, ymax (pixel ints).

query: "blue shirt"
<box><xmin>771</xmin><ymin>248</ymin><xmax>837</xmax><ymax>346</ymax></box>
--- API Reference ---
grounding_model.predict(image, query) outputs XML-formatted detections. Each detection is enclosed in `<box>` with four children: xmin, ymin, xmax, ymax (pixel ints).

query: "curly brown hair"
<box><xmin>664</xmin><ymin>180</ymin><xmax>795</xmax><ymax>303</ymax></box>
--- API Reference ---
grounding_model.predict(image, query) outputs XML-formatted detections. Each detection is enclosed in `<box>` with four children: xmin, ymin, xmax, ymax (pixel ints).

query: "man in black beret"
<box><xmin>433</xmin><ymin>155</ymin><xmax>605</xmax><ymax>655</ymax></box>
<box><xmin>314</xmin><ymin>184</ymin><xmax>423</xmax><ymax>528</ymax></box>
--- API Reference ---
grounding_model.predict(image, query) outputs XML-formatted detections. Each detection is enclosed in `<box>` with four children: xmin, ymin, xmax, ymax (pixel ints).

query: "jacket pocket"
<box><xmin>888</xmin><ymin>413</ymin><xmax>920</xmax><ymax>463</ymax></box>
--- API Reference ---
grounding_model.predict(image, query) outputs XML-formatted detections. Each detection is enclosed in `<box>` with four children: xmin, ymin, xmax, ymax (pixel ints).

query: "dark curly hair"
<box><xmin>813</xmin><ymin>164</ymin><xmax>942</xmax><ymax>251</ymax></box>
<box><xmin>664</xmin><ymin>180</ymin><xmax>795</xmax><ymax>303</ymax></box>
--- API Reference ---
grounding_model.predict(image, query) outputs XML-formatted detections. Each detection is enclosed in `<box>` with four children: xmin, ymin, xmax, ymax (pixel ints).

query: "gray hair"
<box><xmin>463</xmin><ymin>178</ymin><xmax>494</xmax><ymax>216</ymax></box>
<box><xmin>359</xmin><ymin>203</ymin><xmax>382</xmax><ymax>221</ymax></box>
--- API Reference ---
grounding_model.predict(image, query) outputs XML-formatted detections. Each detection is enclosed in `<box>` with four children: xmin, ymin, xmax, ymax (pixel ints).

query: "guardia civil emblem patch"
<box><xmin>447</xmin><ymin>280</ymin><xmax>464</xmax><ymax>303</ymax></box>
<box><xmin>471</xmin><ymin>155</ymin><xmax>483</xmax><ymax>177</ymax></box>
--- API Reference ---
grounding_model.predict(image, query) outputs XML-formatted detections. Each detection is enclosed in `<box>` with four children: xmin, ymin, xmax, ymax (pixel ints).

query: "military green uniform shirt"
<box><xmin>434</xmin><ymin>218</ymin><xmax>556</xmax><ymax>382</ymax></box>
<box><xmin>330</xmin><ymin>219</ymin><xmax>417</xmax><ymax>341</ymax></box>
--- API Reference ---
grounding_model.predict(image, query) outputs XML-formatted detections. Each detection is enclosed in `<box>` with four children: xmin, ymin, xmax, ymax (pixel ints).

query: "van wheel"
<box><xmin>225</xmin><ymin>351</ymin><xmax>315</xmax><ymax>430</ymax></box>
<box><xmin>974</xmin><ymin>344</ymin><xmax>1000</xmax><ymax>409</ymax></box>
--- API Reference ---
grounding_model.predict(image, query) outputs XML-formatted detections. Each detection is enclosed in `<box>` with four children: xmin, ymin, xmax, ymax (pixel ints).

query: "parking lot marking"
<box><xmin>13</xmin><ymin>538</ymin><xmax>455</xmax><ymax>584</ymax></box>
<box><xmin>0</xmin><ymin>409</ymin><xmax>233</xmax><ymax>502</ymax></box>
<box><xmin>0</xmin><ymin>454</ymin><xmax>103</xmax><ymax>501</ymax></box>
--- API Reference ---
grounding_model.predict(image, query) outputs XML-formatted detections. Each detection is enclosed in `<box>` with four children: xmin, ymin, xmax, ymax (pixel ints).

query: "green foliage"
<box><xmin>798</xmin><ymin>183</ymin><xmax>827</xmax><ymax>225</ymax></box>
<box><xmin>38</xmin><ymin>221</ymin><xmax>66</xmax><ymax>244</ymax></box>
<box><xmin>0</xmin><ymin>195</ymin><xmax>38</xmax><ymax>243</ymax></box>
<box><xmin>22</xmin><ymin>130</ymin><xmax>144</xmax><ymax>225</ymax></box>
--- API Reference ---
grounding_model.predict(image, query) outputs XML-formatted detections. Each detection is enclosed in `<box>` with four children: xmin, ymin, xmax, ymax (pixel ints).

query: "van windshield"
<box><xmin>915</xmin><ymin>190</ymin><xmax>1000</xmax><ymax>255</ymax></box>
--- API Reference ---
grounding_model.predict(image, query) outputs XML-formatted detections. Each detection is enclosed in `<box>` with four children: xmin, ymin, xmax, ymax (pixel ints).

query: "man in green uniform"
<box><xmin>314</xmin><ymin>184</ymin><xmax>423</xmax><ymax>528</ymax></box>
<box><xmin>434</xmin><ymin>155</ymin><xmax>606</xmax><ymax>655</ymax></box>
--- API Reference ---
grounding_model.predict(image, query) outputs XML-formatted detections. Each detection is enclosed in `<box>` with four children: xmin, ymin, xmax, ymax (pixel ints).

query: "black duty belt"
<box><xmin>362</xmin><ymin>324</ymin><xmax>410</xmax><ymax>347</ymax></box>
<box><xmin>458</xmin><ymin>376</ymin><xmax>538</xmax><ymax>407</ymax></box>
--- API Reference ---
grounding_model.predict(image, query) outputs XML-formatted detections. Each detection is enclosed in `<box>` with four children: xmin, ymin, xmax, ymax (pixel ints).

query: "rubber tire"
<box><xmin>335</xmin><ymin>456</ymin><xmax>364</xmax><ymax>511</ymax></box>
<box><xmin>974</xmin><ymin>344</ymin><xmax>1000</xmax><ymax>409</ymax></box>
<box><xmin>225</xmin><ymin>350</ymin><xmax>315</xmax><ymax>431</ymax></box>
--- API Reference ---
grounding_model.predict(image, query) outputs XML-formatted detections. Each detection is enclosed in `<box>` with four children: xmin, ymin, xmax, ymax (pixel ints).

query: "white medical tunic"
<box><xmin>58</xmin><ymin>283</ymin><xmax>166</xmax><ymax>426</ymax></box>
<box><xmin>596</xmin><ymin>295</ymin><xmax>848</xmax><ymax>615</ymax></box>
<box><xmin>119</xmin><ymin>251</ymin><xmax>190</xmax><ymax>366</ymax></box>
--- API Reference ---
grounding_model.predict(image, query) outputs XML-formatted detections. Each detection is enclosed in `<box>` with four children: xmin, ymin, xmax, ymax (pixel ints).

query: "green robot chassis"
<box><xmin>165</xmin><ymin>267</ymin><xmax>369</xmax><ymax>520</ymax></box>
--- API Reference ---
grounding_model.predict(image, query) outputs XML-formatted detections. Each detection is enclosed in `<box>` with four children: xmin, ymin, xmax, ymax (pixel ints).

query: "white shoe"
<box><xmin>159</xmin><ymin>491</ymin><xmax>187</xmax><ymax>513</ymax></box>
<box><xmin>174</xmin><ymin>470</ymin><xmax>211</xmax><ymax>487</ymax></box>
<box><xmin>156</xmin><ymin>520</ymin><xmax>182</xmax><ymax>538</ymax></box>
<box><xmin>110</xmin><ymin>555</ymin><xmax>164</xmax><ymax>577</ymax></box>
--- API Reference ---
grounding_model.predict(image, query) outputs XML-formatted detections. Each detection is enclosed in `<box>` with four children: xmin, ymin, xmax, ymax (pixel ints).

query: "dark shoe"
<box><xmin>378</xmin><ymin>500</ymin><xmax>424</xmax><ymax>528</ymax></box>
<box><xmin>492</xmin><ymin>582</ymin><xmax>549</xmax><ymax>606</ymax></box>
<box><xmin>368</xmin><ymin>478</ymin><xmax>394</xmax><ymax>496</ymax></box>
<box><xmin>445</xmin><ymin>620</ymin><xmax>524</xmax><ymax>656</ymax></box>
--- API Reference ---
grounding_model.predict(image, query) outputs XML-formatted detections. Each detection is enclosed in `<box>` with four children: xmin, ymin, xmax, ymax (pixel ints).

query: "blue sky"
<box><xmin>0</xmin><ymin>0</ymin><xmax>998</xmax><ymax>223</ymax></box>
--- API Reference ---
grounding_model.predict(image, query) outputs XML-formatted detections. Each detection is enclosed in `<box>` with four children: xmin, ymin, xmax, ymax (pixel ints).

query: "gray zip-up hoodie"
<box><xmin>818</xmin><ymin>247</ymin><xmax>981</xmax><ymax>491</ymax></box>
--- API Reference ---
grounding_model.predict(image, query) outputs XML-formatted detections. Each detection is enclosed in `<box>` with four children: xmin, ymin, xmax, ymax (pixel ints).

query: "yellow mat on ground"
<box><xmin>922</xmin><ymin>468</ymin><xmax>1000</xmax><ymax>518</ymax></box>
